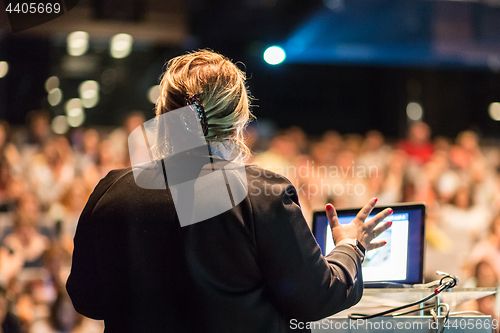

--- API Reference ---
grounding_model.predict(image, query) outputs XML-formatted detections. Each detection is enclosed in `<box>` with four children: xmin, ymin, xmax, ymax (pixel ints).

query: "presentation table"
<box><xmin>309</xmin><ymin>287</ymin><xmax>498</xmax><ymax>332</ymax></box>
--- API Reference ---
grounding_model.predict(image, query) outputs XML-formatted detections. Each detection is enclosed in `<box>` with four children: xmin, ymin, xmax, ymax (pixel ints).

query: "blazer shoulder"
<box><xmin>82</xmin><ymin>167</ymin><xmax>134</xmax><ymax>219</ymax></box>
<box><xmin>243</xmin><ymin>164</ymin><xmax>300</xmax><ymax>216</ymax></box>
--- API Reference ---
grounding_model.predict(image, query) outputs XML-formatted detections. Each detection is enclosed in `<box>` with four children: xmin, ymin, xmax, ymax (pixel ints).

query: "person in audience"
<box><xmin>0</xmin><ymin>122</ymin><xmax>21</xmax><ymax>208</ymax></box>
<box><xmin>377</xmin><ymin>149</ymin><xmax>407</xmax><ymax>204</ymax></box>
<box><xmin>321</xmin><ymin>130</ymin><xmax>343</xmax><ymax>157</ymax></box>
<box><xmin>462</xmin><ymin>260</ymin><xmax>499</xmax><ymax>329</ymax></box>
<box><xmin>2</xmin><ymin>194</ymin><xmax>50</xmax><ymax>270</ymax></box>
<box><xmin>252</xmin><ymin>132</ymin><xmax>300</xmax><ymax>187</ymax></box>
<box><xmin>358</xmin><ymin>130</ymin><xmax>391</xmax><ymax>171</ymax></box>
<box><xmin>29</xmin><ymin>244</ymin><xmax>80</xmax><ymax>333</ymax></box>
<box><xmin>27</xmin><ymin>138</ymin><xmax>75</xmax><ymax>209</ymax></box>
<box><xmin>297</xmin><ymin>140</ymin><xmax>336</xmax><ymax>225</ymax></box>
<box><xmin>73</xmin><ymin>129</ymin><xmax>100</xmax><ymax>178</ymax></box>
<box><xmin>343</xmin><ymin>134</ymin><xmax>364</xmax><ymax>156</ymax></box>
<box><xmin>0</xmin><ymin>157</ymin><xmax>12</xmax><ymax>206</ymax></box>
<box><xmin>0</xmin><ymin>121</ymin><xmax>21</xmax><ymax>178</ymax></box>
<box><xmin>56</xmin><ymin>179</ymin><xmax>90</xmax><ymax>255</ymax></box>
<box><xmin>398</xmin><ymin>121</ymin><xmax>434</xmax><ymax>165</ymax></box>
<box><xmin>286</xmin><ymin>126</ymin><xmax>308</xmax><ymax>155</ymax></box>
<box><xmin>437</xmin><ymin>185</ymin><xmax>492</xmax><ymax>278</ymax></box>
<box><xmin>0</xmin><ymin>285</ymin><xmax>22</xmax><ymax>333</ymax></box>
<box><xmin>15</xmin><ymin>286</ymin><xmax>35</xmax><ymax>333</ymax></box>
<box><xmin>16</xmin><ymin>110</ymin><xmax>53</xmax><ymax>173</ymax></box>
<box><xmin>441</xmin><ymin>185</ymin><xmax>491</xmax><ymax>241</ymax></box>
<box><xmin>330</xmin><ymin>149</ymin><xmax>368</xmax><ymax>208</ymax></box>
<box><xmin>450</xmin><ymin>130</ymin><xmax>485</xmax><ymax>170</ymax></box>
<box><xmin>108</xmin><ymin>111</ymin><xmax>147</xmax><ymax>168</ymax></box>
<box><xmin>43</xmin><ymin>243</ymin><xmax>70</xmax><ymax>300</ymax></box>
<box><xmin>467</xmin><ymin>214</ymin><xmax>500</xmax><ymax>279</ymax></box>
<box><xmin>82</xmin><ymin>139</ymin><xmax>125</xmax><ymax>191</ymax></box>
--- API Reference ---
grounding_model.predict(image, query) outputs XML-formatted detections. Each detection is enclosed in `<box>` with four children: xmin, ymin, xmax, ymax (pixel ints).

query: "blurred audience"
<box><xmin>2</xmin><ymin>193</ymin><xmax>50</xmax><ymax>270</ymax></box>
<box><xmin>462</xmin><ymin>260</ymin><xmax>500</xmax><ymax>328</ymax></box>
<box><xmin>0</xmin><ymin>110</ymin><xmax>496</xmax><ymax>331</ymax></box>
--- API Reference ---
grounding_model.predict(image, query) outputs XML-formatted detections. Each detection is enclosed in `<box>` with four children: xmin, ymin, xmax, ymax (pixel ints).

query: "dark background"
<box><xmin>0</xmin><ymin>0</ymin><xmax>499</xmax><ymax>139</ymax></box>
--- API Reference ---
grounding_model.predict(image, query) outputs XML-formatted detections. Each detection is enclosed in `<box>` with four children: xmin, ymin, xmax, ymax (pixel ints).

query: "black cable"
<box><xmin>348</xmin><ymin>273</ymin><xmax>458</xmax><ymax>321</ymax></box>
<box><xmin>347</xmin><ymin>293</ymin><xmax>437</xmax><ymax>320</ymax></box>
<box><xmin>393</xmin><ymin>304</ymin><xmax>435</xmax><ymax>317</ymax></box>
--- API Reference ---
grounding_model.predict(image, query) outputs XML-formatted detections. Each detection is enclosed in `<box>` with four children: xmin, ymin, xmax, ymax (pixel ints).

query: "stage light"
<box><xmin>148</xmin><ymin>85</ymin><xmax>160</xmax><ymax>104</ymax></box>
<box><xmin>67</xmin><ymin>111</ymin><xmax>86</xmax><ymax>127</ymax></box>
<box><xmin>406</xmin><ymin>102</ymin><xmax>423</xmax><ymax>121</ymax></box>
<box><xmin>110</xmin><ymin>33</ymin><xmax>133</xmax><ymax>59</ymax></box>
<box><xmin>79</xmin><ymin>80</ymin><xmax>99</xmax><ymax>99</ymax></box>
<box><xmin>47</xmin><ymin>88</ymin><xmax>63</xmax><ymax>106</ymax></box>
<box><xmin>78</xmin><ymin>80</ymin><xmax>99</xmax><ymax>99</ymax></box>
<box><xmin>45</xmin><ymin>76</ymin><xmax>59</xmax><ymax>92</ymax></box>
<box><xmin>52</xmin><ymin>115</ymin><xmax>69</xmax><ymax>134</ymax></box>
<box><xmin>0</xmin><ymin>62</ymin><xmax>9</xmax><ymax>78</ymax></box>
<box><xmin>79</xmin><ymin>80</ymin><xmax>100</xmax><ymax>108</ymax></box>
<box><xmin>67</xmin><ymin>31</ymin><xmax>89</xmax><ymax>56</ymax></box>
<box><xmin>264</xmin><ymin>46</ymin><xmax>286</xmax><ymax>65</ymax></box>
<box><xmin>82</xmin><ymin>95</ymin><xmax>99</xmax><ymax>108</ymax></box>
<box><xmin>65</xmin><ymin>98</ymin><xmax>83</xmax><ymax>117</ymax></box>
<box><xmin>489</xmin><ymin>102</ymin><xmax>500</xmax><ymax>121</ymax></box>
<box><xmin>65</xmin><ymin>98</ymin><xmax>86</xmax><ymax>127</ymax></box>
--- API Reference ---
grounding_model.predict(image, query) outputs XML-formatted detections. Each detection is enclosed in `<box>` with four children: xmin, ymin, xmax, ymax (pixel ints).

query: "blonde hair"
<box><xmin>155</xmin><ymin>49</ymin><xmax>254</xmax><ymax>160</ymax></box>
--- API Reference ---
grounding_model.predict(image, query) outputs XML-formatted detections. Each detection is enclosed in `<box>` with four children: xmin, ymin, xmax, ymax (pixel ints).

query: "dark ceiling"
<box><xmin>0</xmin><ymin>0</ymin><xmax>500</xmax><ymax>139</ymax></box>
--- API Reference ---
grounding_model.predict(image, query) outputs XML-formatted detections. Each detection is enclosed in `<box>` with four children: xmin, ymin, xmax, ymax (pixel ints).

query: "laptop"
<box><xmin>312</xmin><ymin>203</ymin><xmax>426</xmax><ymax>287</ymax></box>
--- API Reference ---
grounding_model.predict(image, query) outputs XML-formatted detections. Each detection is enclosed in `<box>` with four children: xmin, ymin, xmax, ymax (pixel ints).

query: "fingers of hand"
<box><xmin>371</xmin><ymin>221</ymin><xmax>392</xmax><ymax>240</ymax></box>
<box><xmin>366</xmin><ymin>207</ymin><xmax>393</xmax><ymax>229</ymax></box>
<box><xmin>367</xmin><ymin>240</ymin><xmax>387</xmax><ymax>251</ymax></box>
<box><xmin>355</xmin><ymin>198</ymin><xmax>378</xmax><ymax>223</ymax></box>
<box><xmin>326</xmin><ymin>204</ymin><xmax>340</xmax><ymax>228</ymax></box>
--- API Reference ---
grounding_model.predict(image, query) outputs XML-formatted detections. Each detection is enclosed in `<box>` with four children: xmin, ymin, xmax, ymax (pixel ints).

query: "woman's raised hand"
<box><xmin>326</xmin><ymin>198</ymin><xmax>393</xmax><ymax>251</ymax></box>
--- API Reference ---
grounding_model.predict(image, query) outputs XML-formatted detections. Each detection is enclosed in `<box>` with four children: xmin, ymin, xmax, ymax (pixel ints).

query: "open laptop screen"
<box><xmin>312</xmin><ymin>203</ymin><xmax>426</xmax><ymax>285</ymax></box>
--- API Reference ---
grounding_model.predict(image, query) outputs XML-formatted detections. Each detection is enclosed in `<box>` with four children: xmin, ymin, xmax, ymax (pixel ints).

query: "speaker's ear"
<box><xmin>5</xmin><ymin>0</ymin><xmax>80</xmax><ymax>33</ymax></box>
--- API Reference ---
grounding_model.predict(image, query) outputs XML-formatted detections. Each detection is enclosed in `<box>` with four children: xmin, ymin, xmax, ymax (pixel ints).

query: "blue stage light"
<box><xmin>263</xmin><ymin>46</ymin><xmax>286</xmax><ymax>65</ymax></box>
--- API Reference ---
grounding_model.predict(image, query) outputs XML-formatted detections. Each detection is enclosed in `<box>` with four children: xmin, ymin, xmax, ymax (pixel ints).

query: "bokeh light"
<box><xmin>45</xmin><ymin>76</ymin><xmax>60</xmax><ymax>93</ymax></box>
<box><xmin>79</xmin><ymin>80</ymin><xmax>100</xmax><ymax>108</ymax></box>
<box><xmin>489</xmin><ymin>102</ymin><xmax>500</xmax><ymax>121</ymax></box>
<box><xmin>67</xmin><ymin>31</ymin><xmax>89</xmax><ymax>56</ymax></box>
<box><xmin>263</xmin><ymin>46</ymin><xmax>286</xmax><ymax>65</ymax></box>
<box><xmin>67</xmin><ymin>111</ymin><xmax>86</xmax><ymax>127</ymax></box>
<box><xmin>110</xmin><ymin>33</ymin><xmax>133</xmax><ymax>59</ymax></box>
<box><xmin>51</xmin><ymin>115</ymin><xmax>69</xmax><ymax>134</ymax></box>
<box><xmin>406</xmin><ymin>102</ymin><xmax>423</xmax><ymax>121</ymax></box>
<box><xmin>47</xmin><ymin>88</ymin><xmax>63</xmax><ymax>106</ymax></box>
<box><xmin>148</xmin><ymin>85</ymin><xmax>160</xmax><ymax>104</ymax></box>
<box><xmin>0</xmin><ymin>61</ymin><xmax>9</xmax><ymax>78</ymax></box>
<box><xmin>65</xmin><ymin>98</ymin><xmax>83</xmax><ymax>117</ymax></box>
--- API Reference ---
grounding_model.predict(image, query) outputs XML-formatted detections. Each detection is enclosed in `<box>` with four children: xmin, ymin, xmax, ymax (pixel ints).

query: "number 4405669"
<box><xmin>5</xmin><ymin>2</ymin><xmax>61</xmax><ymax>14</ymax></box>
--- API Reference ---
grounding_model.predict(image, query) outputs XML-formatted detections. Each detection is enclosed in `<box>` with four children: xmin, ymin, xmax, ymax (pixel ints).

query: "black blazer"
<box><xmin>66</xmin><ymin>158</ymin><xmax>363</xmax><ymax>333</ymax></box>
